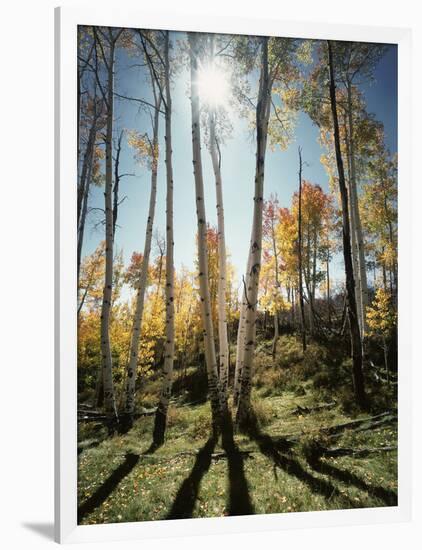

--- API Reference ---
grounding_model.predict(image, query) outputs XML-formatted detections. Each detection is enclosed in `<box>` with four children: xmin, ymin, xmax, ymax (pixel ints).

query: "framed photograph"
<box><xmin>55</xmin><ymin>5</ymin><xmax>411</xmax><ymax>544</ymax></box>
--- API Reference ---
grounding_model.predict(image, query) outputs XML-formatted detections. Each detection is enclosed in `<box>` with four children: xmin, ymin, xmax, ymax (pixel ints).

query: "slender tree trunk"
<box><xmin>298</xmin><ymin>148</ymin><xmax>307</xmax><ymax>352</ymax></box>
<box><xmin>305</xmin><ymin>226</ymin><xmax>315</xmax><ymax>335</ymax></box>
<box><xmin>326</xmin><ymin>254</ymin><xmax>331</xmax><ymax>329</ymax></box>
<box><xmin>382</xmin><ymin>335</ymin><xmax>390</xmax><ymax>388</ymax></box>
<box><xmin>209</xmin><ymin>110</ymin><xmax>229</xmax><ymax>397</ymax></box>
<box><xmin>346</xmin><ymin>81</ymin><xmax>368</xmax><ymax>339</ymax></box>
<box><xmin>327</xmin><ymin>41</ymin><xmax>366</xmax><ymax>409</ymax></box>
<box><xmin>188</xmin><ymin>34</ymin><xmax>223</xmax><ymax>434</ymax></box>
<box><xmin>77</xmin><ymin>146</ymin><xmax>94</xmax><ymax>292</ymax></box>
<box><xmin>235</xmin><ymin>37</ymin><xmax>271</xmax><ymax>426</ymax></box>
<box><xmin>344</xmin><ymin>112</ymin><xmax>363</xmax><ymax>335</ymax></box>
<box><xmin>153</xmin><ymin>33</ymin><xmax>176</xmax><ymax>446</ymax></box>
<box><xmin>125</xmin><ymin>99</ymin><xmax>161</xmax><ymax>418</ymax></box>
<box><xmin>77</xmin><ymin>99</ymin><xmax>101</xmax><ymax>287</ymax></box>
<box><xmin>271</xmin><ymin>216</ymin><xmax>280</xmax><ymax>360</ymax></box>
<box><xmin>291</xmin><ymin>287</ymin><xmax>296</xmax><ymax>327</ymax></box>
<box><xmin>100</xmin><ymin>40</ymin><xmax>118</xmax><ymax>417</ymax></box>
<box><xmin>77</xmin><ymin>114</ymin><xmax>97</xmax><ymax>227</ymax></box>
<box><xmin>233</xmin><ymin>296</ymin><xmax>246</xmax><ymax>406</ymax></box>
<box><xmin>310</xmin><ymin>226</ymin><xmax>318</xmax><ymax>330</ymax></box>
<box><xmin>233</xmin><ymin>247</ymin><xmax>255</xmax><ymax>408</ymax></box>
<box><xmin>112</xmin><ymin>130</ymin><xmax>124</xmax><ymax>240</ymax></box>
<box><xmin>382</xmin><ymin>181</ymin><xmax>398</xmax><ymax>303</ymax></box>
<box><xmin>381</xmin><ymin>248</ymin><xmax>388</xmax><ymax>291</ymax></box>
<box><xmin>272</xmin><ymin>311</ymin><xmax>279</xmax><ymax>358</ymax></box>
<box><xmin>77</xmin><ymin>37</ymin><xmax>94</xmax><ymax>161</ymax></box>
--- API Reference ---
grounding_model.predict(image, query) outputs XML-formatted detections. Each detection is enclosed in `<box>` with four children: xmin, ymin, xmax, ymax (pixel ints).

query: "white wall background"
<box><xmin>0</xmin><ymin>1</ymin><xmax>420</xmax><ymax>548</ymax></box>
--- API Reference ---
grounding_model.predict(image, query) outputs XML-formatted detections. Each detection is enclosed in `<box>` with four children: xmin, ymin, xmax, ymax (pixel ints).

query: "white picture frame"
<box><xmin>55</xmin><ymin>5</ymin><xmax>412</xmax><ymax>543</ymax></box>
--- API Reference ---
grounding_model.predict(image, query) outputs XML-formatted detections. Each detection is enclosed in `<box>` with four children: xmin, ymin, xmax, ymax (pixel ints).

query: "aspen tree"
<box><xmin>235</xmin><ymin>37</ymin><xmax>271</xmax><ymax>426</ymax></box>
<box><xmin>153</xmin><ymin>31</ymin><xmax>176</xmax><ymax>445</ymax></box>
<box><xmin>209</xmin><ymin>109</ymin><xmax>229</xmax><ymax>395</ymax></box>
<box><xmin>125</xmin><ymin>96</ymin><xmax>161</xmax><ymax>418</ymax></box>
<box><xmin>188</xmin><ymin>33</ymin><xmax>223</xmax><ymax>433</ymax></box>
<box><xmin>95</xmin><ymin>27</ymin><xmax>123</xmax><ymax>416</ymax></box>
<box><xmin>327</xmin><ymin>40</ymin><xmax>366</xmax><ymax>408</ymax></box>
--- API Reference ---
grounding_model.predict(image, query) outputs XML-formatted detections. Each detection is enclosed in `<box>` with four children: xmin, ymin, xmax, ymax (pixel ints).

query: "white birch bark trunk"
<box><xmin>124</xmin><ymin>99</ymin><xmax>161</xmax><ymax>415</ymax></box>
<box><xmin>298</xmin><ymin>148</ymin><xmax>307</xmax><ymax>352</ymax></box>
<box><xmin>233</xmin><ymin>297</ymin><xmax>246</xmax><ymax>406</ymax></box>
<box><xmin>272</xmin><ymin>311</ymin><xmax>279</xmax><ymax>357</ymax></box>
<box><xmin>347</xmin><ymin>82</ymin><xmax>368</xmax><ymax>338</ymax></box>
<box><xmin>235</xmin><ymin>37</ymin><xmax>271</xmax><ymax>426</ymax></box>
<box><xmin>188</xmin><ymin>33</ymin><xmax>222</xmax><ymax>431</ymax></box>
<box><xmin>209</xmin><ymin>110</ymin><xmax>229</xmax><ymax>396</ymax></box>
<box><xmin>78</xmin><ymin>99</ymin><xmax>101</xmax><ymax>288</ymax></box>
<box><xmin>153</xmin><ymin>32</ymin><xmax>176</xmax><ymax>445</ymax></box>
<box><xmin>77</xmin><ymin>115</ymin><xmax>96</xmax><ymax>228</ymax></box>
<box><xmin>100</xmin><ymin>40</ymin><xmax>117</xmax><ymax>417</ymax></box>
<box><xmin>233</xmin><ymin>252</ymin><xmax>252</xmax><ymax>406</ymax></box>
<box><xmin>349</xmin><ymin>185</ymin><xmax>363</xmax><ymax>334</ymax></box>
<box><xmin>77</xmin><ymin>141</ymin><xmax>94</xmax><ymax>290</ymax></box>
<box><xmin>344</xmin><ymin>113</ymin><xmax>363</xmax><ymax>336</ymax></box>
<box><xmin>327</xmin><ymin>40</ymin><xmax>365</xmax><ymax>408</ymax></box>
<box><xmin>271</xmin><ymin>216</ymin><xmax>280</xmax><ymax>359</ymax></box>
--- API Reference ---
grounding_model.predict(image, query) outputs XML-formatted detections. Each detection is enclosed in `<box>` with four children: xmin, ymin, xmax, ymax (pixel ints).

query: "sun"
<box><xmin>197</xmin><ymin>65</ymin><xmax>230</xmax><ymax>107</ymax></box>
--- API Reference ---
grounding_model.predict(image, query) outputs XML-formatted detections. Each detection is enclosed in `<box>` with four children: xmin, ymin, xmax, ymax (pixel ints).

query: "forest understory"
<box><xmin>78</xmin><ymin>334</ymin><xmax>397</xmax><ymax>524</ymax></box>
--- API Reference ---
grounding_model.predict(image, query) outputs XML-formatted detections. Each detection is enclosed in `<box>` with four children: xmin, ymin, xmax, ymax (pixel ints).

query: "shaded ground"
<box><xmin>78</xmin><ymin>385</ymin><xmax>397</xmax><ymax>524</ymax></box>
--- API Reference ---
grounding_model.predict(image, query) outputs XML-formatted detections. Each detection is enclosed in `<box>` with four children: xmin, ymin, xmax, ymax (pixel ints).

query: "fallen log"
<box><xmin>323</xmin><ymin>411</ymin><xmax>397</xmax><ymax>436</ymax></box>
<box><xmin>269</xmin><ymin>411</ymin><xmax>397</xmax><ymax>445</ymax></box>
<box><xmin>294</xmin><ymin>402</ymin><xmax>336</xmax><ymax>415</ymax></box>
<box><xmin>77</xmin><ymin>408</ymin><xmax>157</xmax><ymax>423</ymax></box>
<box><xmin>320</xmin><ymin>445</ymin><xmax>397</xmax><ymax>458</ymax></box>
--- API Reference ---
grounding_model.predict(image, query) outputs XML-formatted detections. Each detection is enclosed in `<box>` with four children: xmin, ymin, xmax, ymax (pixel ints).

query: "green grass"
<box><xmin>78</xmin><ymin>335</ymin><xmax>397</xmax><ymax>525</ymax></box>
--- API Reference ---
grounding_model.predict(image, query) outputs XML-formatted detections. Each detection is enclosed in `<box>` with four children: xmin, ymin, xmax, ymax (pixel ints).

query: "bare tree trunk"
<box><xmin>382</xmin><ymin>335</ymin><xmax>390</xmax><ymax>388</ymax></box>
<box><xmin>125</xmin><ymin>98</ymin><xmax>161</xmax><ymax>418</ymax></box>
<box><xmin>291</xmin><ymin>286</ymin><xmax>296</xmax><ymax>327</ymax></box>
<box><xmin>77</xmin><ymin>112</ymin><xmax>97</xmax><ymax>227</ymax></box>
<box><xmin>153</xmin><ymin>33</ymin><xmax>176</xmax><ymax>446</ymax></box>
<box><xmin>235</xmin><ymin>37</ymin><xmax>271</xmax><ymax>427</ymax></box>
<box><xmin>112</xmin><ymin>130</ymin><xmax>124</xmax><ymax>240</ymax></box>
<box><xmin>382</xmin><ymin>249</ymin><xmax>388</xmax><ymax>291</ymax></box>
<box><xmin>100</xmin><ymin>37</ymin><xmax>118</xmax><ymax>417</ymax></box>
<box><xmin>271</xmin><ymin>311</ymin><xmax>279</xmax><ymax>358</ymax></box>
<box><xmin>327</xmin><ymin>41</ymin><xmax>366</xmax><ymax>409</ymax></box>
<box><xmin>233</xmin><ymin>247</ymin><xmax>255</xmax><ymax>408</ymax></box>
<box><xmin>346</xmin><ymin>81</ymin><xmax>368</xmax><ymax>339</ymax></box>
<box><xmin>349</xmin><ymin>175</ymin><xmax>362</xmax><ymax>332</ymax></box>
<box><xmin>382</xmin><ymin>180</ymin><xmax>398</xmax><ymax>305</ymax></box>
<box><xmin>343</xmin><ymin>111</ymin><xmax>363</xmax><ymax>335</ymax></box>
<box><xmin>77</xmin><ymin>97</ymin><xmax>102</xmax><ymax>287</ymax></box>
<box><xmin>311</xmin><ymin>226</ymin><xmax>318</xmax><ymax>330</ymax></box>
<box><xmin>209</xmin><ymin>110</ymin><xmax>229</xmax><ymax>397</ymax></box>
<box><xmin>298</xmin><ymin>148</ymin><xmax>307</xmax><ymax>352</ymax></box>
<box><xmin>326</xmin><ymin>254</ymin><xmax>331</xmax><ymax>329</ymax></box>
<box><xmin>188</xmin><ymin>34</ymin><xmax>223</xmax><ymax>434</ymax></box>
<box><xmin>77</xmin><ymin>34</ymin><xmax>95</xmax><ymax>161</ymax></box>
<box><xmin>304</xmin><ymin>226</ymin><xmax>315</xmax><ymax>335</ymax></box>
<box><xmin>271</xmin><ymin>213</ymin><xmax>280</xmax><ymax>360</ymax></box>
<box><xmin>233</xmin><ymin>294</ymin><xmax>247</xmax><ymax>407</ymax></box>
<box><xmin>77</xmin><ymin>144</ymin><xmax>94</xmax><ymax>292</ymax></box>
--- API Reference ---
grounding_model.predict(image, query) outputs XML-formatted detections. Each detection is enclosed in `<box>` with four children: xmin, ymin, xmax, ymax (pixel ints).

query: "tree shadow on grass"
<box><xmin>221</xmin><ymin>415</ymin><xmax>254</xmax><ymax>516</ymax></box>
<box><xmin>77</xmin><ymin>453</ymin><xmax>140</xmax><ymax>523</ymax></box>
<box><xmin>78</xmin><ymin>439</ymin><xmax>103</xmax><ymax>456</ymax></box>
<box><xmin>245</xmin><ymin>418</ymin><xmax>353</xmax><ymax>506</ymax></box>
<box><xmin>167</xmin><ymin>436</ymin><xmax>217</xmax><ymax>519</ymax></box>
<box><xmin>307</xmin><ymin>456</ymin><xmax>397</xmax><ymax>506</ymax></box>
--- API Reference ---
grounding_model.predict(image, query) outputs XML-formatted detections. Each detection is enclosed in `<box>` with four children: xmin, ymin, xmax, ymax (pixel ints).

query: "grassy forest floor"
<box><xmin>77</xmin><ymin>335</ymin><xmax>397</xmax><ymax>524</ymax></box>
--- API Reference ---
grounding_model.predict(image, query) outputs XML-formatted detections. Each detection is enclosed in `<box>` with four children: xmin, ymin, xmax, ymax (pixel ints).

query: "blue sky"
<box><xmin>82</xmin><ymin>34</ymin><xmax>397</xmax><ymax>296</ymax></box>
